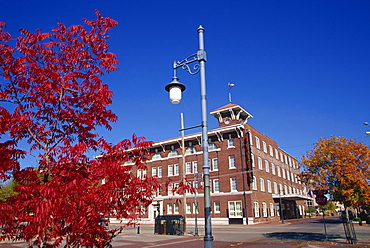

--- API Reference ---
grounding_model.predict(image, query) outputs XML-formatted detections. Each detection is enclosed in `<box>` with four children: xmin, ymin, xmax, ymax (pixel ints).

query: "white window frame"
<box><xmin>167</xmin><ymin>204</ymin><xmax>172</xmax><ymax>214</ymax></box>
<box><xmin>270</xmin><ymin>203</ymin><xmax>275</xmax><ymax>217</ymax></box>
<box><xmin>151</xmin><ymin>167</ymin><xmax>157</xmax><ymax>177</ymax></box>
<box><xmin>262</xmin><ymin>202</ymin><xmax>267</xmax><ymax>217</ymax></box>
<box><xmin>186</xmin><ymin>162</ymin><xmax>192</xmax><ymax>174</ymax></box>
<box><xmin>228</xmin><ymin>138</ymin><xmax>235</xmax><ymax>148</ymax></box>
<box><xmin>273</xmin><ymin>182</ymin><xmax>278</xmax><ymax>194</ymax></box>
<box><xmin>174</xmin><ymin>203</ymin><xmax>179</xmax><ymax>214</ymax></box>
<box><xmin>265</xmin><ymin>160</ymin><xmax>269</xmax><ymax>173</ymax></box>
<box><xmin>252</xmin><ymin>176</ymin><xmax>257</xmax><ymax>190</ymax></box>
<box><xmin>193</xmin><ymin>161</ymin><xmax>198</xmax><ymax>173</ymax></box>
<box><xmin>251</xmin><ymin>154</ymin><xmax>255</xmax><ymax>168</ymax></box>
<box><xmin>214</xmin><ymin>202</ymin><xmax>221</xmax><ymax>213</ymax></box>
<box><xmin>229</xmin><ymin>155</ymin><xmax>236</xmax><ymax>169</ymax></box>
<box><xmin>271</xmin><ymin>163</ymin><xmax>275</xmax><ymax>175</ymax></box>
<box><xmin>158</xmin><ymin>166</ymin><xmax>162</xmax><ymax>178</ymax></box>
<box><xmin>269</xmin><ymin>145</ymin><xmax>273</xmax><ymax>157</ymax></box>
<box><xmin>260</xmin><ymin>178</ymin><xmax>265</xmax><ymax>192</ymax></box>
<box><xmin>262</xmin><ymin>141</ymin><xmax>267</xmax><ymax>153</ymax></box>
<box><xmin>254</xmin><ymin>202</ymin><xmax>260</xmax><ymax>218</ymax></box>
<box><xmin>213</xmin><ymin>179</ymin><xmax>220</xmax><ymax>193</ymax></box>
<box><xmin>174</xmin><ymin>164</ymin><xmax>179</xmax><ymax>176</ymax></box>
<box><xmin>230</xmin><ymin>177</ymin><xmax>237</xmax><ymax>192</ymax></box>
<box><xmin>212</xmin><ymin>158</ymin><xmax>219</xmax><ymax>171</ymax></box>
<box><xmin>186</xmin><ymin>203</ymin><xmax>191</xmax><ymax>214</ymax></box>
<box><xmin>258</xmin><ymin>157</ymin><xmax>263</xmax><ymax>170</ymax></box>
<box><xmin>228</xmin><ymin>201</ymin><xmax>243</xmax><ymax>218</ymax></box>
<box><xmin>255</xmin><ymin>136</ymin><xmax>260</xmax><ymax>149</ymax></box>
<box><xmin>168</xmin><ymin>164</ymin><xmax>173</xmax><ymax>177</ymax></box>
<box><xmin>267</xmin><ymin>180</ymin><xmax>272</xmax><ymax>193</ymax></box>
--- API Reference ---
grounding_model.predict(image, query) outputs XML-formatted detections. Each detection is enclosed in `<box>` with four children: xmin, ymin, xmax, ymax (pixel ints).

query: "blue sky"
<box><xmin>1</xmin><ymin>0</ymin><xmax>370</xmax><ymax>163</ymax></box>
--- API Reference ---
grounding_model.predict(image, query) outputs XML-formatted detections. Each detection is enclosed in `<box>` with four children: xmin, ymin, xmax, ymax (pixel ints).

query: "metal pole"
<box><xmin>180</xmin><ymin>113</ymin><xmax>187</xmax><ymax>233</ymax></box>
<box><xmin>279</xmin><ymin>186</ymin><xmax>284</xmax><ymax>224</ymax></box>
<box><xmin>194</xmin><ymin>172</ymin><xmax>199</xmax><ymax>236</ymax></box>
<box><xmin>197</xmin><ymin>25</ymin><xmax>213</xmax><ymax>248</ymax></box>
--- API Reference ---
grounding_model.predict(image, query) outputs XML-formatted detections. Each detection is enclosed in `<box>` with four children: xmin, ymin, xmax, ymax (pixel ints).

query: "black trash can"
<box><xmin>154</xmin><ymin>215</ymin><xmax>184</xmax><ymax>235</ymax></box>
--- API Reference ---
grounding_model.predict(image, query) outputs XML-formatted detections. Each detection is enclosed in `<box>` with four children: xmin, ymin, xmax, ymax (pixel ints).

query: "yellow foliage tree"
<box><xmin>301</xmin><ymin>136</ymin><xmax>370</xmax><ymax>209</ymax></box>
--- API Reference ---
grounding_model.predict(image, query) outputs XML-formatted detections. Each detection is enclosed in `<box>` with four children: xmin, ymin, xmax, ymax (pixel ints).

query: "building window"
<box><xmin>186</xmin><ymin>162</ymin><xmax>192</xmax><ymax>174</ymax></box>
<box><xmin>273</xmin><ymin>182</ymin><xmax>278</xmax><ymax>194</ymax></box>
<box><xmin>262</xmin><ymin>202</ymin><xmax>267</xmax><ymax>217</ymax></box>
<box><xmin>168</xmin><ymin>184</ymin><xmax>173</xmax><ymax>196</ymax></box>
<box><xmin>185</xmin><ymin>146</ymin><xmax>197</xmax><ymax>155</ymax></box>
<box><xmin>174</xmin><ymin>203</ymin><xmax>179</xmax><ymax>214</ymax></box>
<box><xmin>152</xmin><ymin>153</ymin><xmax>161</xmax><ymax>160</ymax></box>
<box><xmin>284</xmin><ymin>154</ymin><xmax>288</xmax><ymax>164</ymax></box>
<box><xmin>168</xmin><ymin>150</ymin><xmax>178</xmax><ymax>157</ymax></box>
<box><xmin>254</xmin><ymin>202</ymin><xmax>260</xmax><ymax>218</ymax></box>
<box><xmin>193</xmin><ymin>203</ymin><xmax>199</xmax><ymax>214</ymax></box>
<box><xmin>271</xmin><ymin>163</ymin><xmax>275</xmax><ymax>175</ymax></box>
<box><xmin>228</xmin><ymin>201</ymin><xmax>242</xmax><ymax>218</ymax></box>
<box><xmin>284</xmin><ymin>185</ymin><xmax>288</xmax><ymax>195</ymax></box>
<box><xmin>229</xmin><ymin>155</ymin><xmax>236</xmax><ymax>169</ymax></box>
<box><xmin>267</xmin><ymin>180</ymin><xmax>272</xmax><ymax>193</ymax></box>
<box><xmin>280</xmin><ymin>152</ymin><xmax>284</xmax><ymax>162</ymax></box>
<box><xmin>269</xmin><ymin>145</ymin><xmax>273</xmax><ymax>157</ymax></box>
<box><xmin>279</xmin><ymin>183</ymin><xmax>283</xmax><ymax>195</ymax></box>
<box><xmin>167</xmin><ymin>204</ymin><xmax>172</xmax><ymax>214</ymax></box>
<box><xmin>228</xmin><ymin>138</ymin><xmax>235</xmax><ymax>148</ymax></box>
<box><xmin>251</xmin><ymin>154</ymin><xmax>255</xmax><ymax>168</ymax></box>
<box><xmin>262</xmin><ymin>141</ymin><xmax>267</xmax><ymax>153</ymax></box>
<box><xmin>255</xmin><ymin>136</ymin><xmax>260</xmax><ymax>149</ymax></box>
<box><xmin>214</xmin><ymin>202</ymin><xmax>221</xmax><ymax>213</ymax></box>
<box><xmin>174</xmin><ymin>164</ymin><xmax>179</xmax><ymax>176</ymax></box>
<box><xmin>152</xmin><ymin>167</ymin><xmax>157</xmax><ymax>177</ymax></box>
<box><xmin>230</xmin><ymin>177</ymin><xmax>237</xmax><ymax>191</ymax></box>
<box><xmin>186</xmin><ymin>203</ymin><xmax>191</xmax><ymax>214</ymax></box>
<box><xmin>260</xmin><ymin>178</ymin><xmax>265</xmax><ymax>192</ymax></box>
<box><xmin>168</xmin><ymin>165</ymin><xmax>173</xmax><ymax>177</ymax></box>
<box><xmin>209</xmin><ymin>143</ymin><xmax>218</xmax><ymax>151</ymax></box>
<box><xmin>265</xmin><ymin>160</ymin><xmax>269</xmax><ymax>172</ymax></box>
<box><xmin>158</xmin><ymin>166</ymin><xmax>162</xmax><ymax>178</ymax></box>
<box><xmin>258</xmin><ymin>157</ymin><xmax>263</xmax><ymax>170</ymax></box>
<box><xmin>174</xmin><ymin>183</ymin><xmax>179</xmax><ymax>195</ymax></box>
<box><xmin>282</xmin><ymin>168</ymin><xmax>286</xmax><ymax>179</ymax></box>
<box><xmin>212</xmin><ymin>158</ymin><xmax>219</xmax><ymax>171</ymax></box>
<box><xmin>193</xmin><ymin>161</ymin><xmax>198</xmax><ymax>173</ymax></box>
<box><xmin>277</xmin><ymin>166</ymin><xmax>281</xmax><ymax>177</ymax></box>
<box><xmin>252</xmin><ymin>176</ymin><xmax>257</xmax><ymax>190</ymax></box>
<box><xmin>275</xmin><ymin>148</ymin><xmax>279</xmax><ymax>159</ymax></box>
<box><xmin>270</xmin><ymin>203</ymin><xmax>275</xmax><ymax>217</ymax></box>
<box><xmin>213</xmin><ymin>179</ymin><xmax>220</xmax><ymax>193</ymax></box>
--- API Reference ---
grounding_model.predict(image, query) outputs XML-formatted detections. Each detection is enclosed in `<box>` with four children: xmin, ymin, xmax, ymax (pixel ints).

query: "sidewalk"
<box><xmin>1</xmin><ymin>217</ymin><xmax>369</xmax><ymax>247</ymax></box>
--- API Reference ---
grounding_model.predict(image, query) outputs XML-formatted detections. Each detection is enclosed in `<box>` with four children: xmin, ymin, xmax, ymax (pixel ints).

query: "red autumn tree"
<box><xmin>0</xmin><ymin>11</ymin><xmax>158</xmax><ymax>247</ymax></box>
<box><xmin>300</xmin><ymin>136</ymin><xmax>370</xmax><ymax>210</ymax></box>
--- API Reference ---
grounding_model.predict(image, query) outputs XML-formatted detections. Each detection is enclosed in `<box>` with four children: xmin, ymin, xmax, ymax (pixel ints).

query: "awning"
<box><xmin>272</xmin><ymin>194</ymin><xmax>314</xmax><ymax>201</ymax></box>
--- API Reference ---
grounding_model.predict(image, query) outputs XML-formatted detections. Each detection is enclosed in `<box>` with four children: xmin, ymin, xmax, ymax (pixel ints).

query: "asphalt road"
<box><xmin>1</xmin><ymin>216</ymin><xmax>369</xmax><ymax>247</ymax></box>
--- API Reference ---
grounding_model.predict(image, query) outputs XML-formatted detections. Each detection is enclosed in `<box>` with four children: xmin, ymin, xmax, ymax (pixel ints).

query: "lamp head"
<box><xmin>165</xmin><ymin>77</ymin><xmax>186</xmax><ymax>104</ymax></box>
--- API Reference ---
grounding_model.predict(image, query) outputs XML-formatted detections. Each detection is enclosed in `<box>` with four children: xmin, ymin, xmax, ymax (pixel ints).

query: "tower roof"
<box><xmin>210</xmin><ymin>103</ymin><xmax>253</xmax><ymax>126</ymax></box>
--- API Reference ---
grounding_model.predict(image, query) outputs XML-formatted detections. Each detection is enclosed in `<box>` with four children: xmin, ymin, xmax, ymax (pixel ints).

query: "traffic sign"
<box><xmin>315</xmin><ymin>195</ymin><xmax>327</xmax><ymax>206</ymax></box>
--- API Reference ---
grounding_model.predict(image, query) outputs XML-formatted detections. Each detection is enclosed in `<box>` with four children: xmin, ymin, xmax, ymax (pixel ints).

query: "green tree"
<box><xmin>301</xmin><ymin>136</ymin><xmax>370</xmax><ymax>209</ymax></box>
<box><xmin>0</xmin><ymin>179</ymin><xmax>18</xmax><ymax>200</ymax></box>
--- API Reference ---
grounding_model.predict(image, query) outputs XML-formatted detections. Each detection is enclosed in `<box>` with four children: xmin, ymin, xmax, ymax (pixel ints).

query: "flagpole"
<box><xmin>228</xmin><ymin>83</ymin><xmax>234</xmax><ymax>103</ymax></box>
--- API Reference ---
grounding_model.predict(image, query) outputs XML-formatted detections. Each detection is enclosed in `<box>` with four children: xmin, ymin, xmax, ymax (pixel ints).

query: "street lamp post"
<box><xmin>165</xmin><ymin>25</ymin><xmax>213</xmax><ymax>248</ymax></box>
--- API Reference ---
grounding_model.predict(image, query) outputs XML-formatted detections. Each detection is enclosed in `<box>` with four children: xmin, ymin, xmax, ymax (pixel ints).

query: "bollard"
<box><xmin>137</xmin><ymin>224</ymin><xmax>140</xmax><ymax>234</ymax></box>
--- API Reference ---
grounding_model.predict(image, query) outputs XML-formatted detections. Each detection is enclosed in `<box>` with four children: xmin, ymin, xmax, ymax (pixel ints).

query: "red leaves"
<box><xmin>0</xmin><ymin>11</ymin><xmax>159</xmax><ymax>247</ymax></box>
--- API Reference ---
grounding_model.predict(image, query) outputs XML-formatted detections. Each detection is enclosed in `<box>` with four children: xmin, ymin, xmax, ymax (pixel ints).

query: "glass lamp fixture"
<box><xmin>165</xmin><ymin>77</ymin><xmax>186</xmax><ymax>104</ymax></box>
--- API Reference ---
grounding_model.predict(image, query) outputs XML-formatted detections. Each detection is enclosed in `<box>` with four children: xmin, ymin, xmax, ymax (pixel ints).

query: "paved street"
<box><xmin>1</xmin><ymin>216</ymin><xmax>369</xmax><ymax>247</ymax></box>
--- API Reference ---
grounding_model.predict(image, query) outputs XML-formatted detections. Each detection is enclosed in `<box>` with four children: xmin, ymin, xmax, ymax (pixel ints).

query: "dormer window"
<box><xmin>168</xmin><ymin>150</ymin><xmax>178</xmax><ymax>157</ymax></box>
<box><xmin>185</xmin><ymin>147</ymin><xmax>197</xmax><ymax>155</ymax></box>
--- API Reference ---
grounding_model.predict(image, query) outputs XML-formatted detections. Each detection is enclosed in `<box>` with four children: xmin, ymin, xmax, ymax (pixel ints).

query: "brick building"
<box><xmin>137</xmin><ymin>103</ymin><xmax>312</xmax><ymax>225</ymax></box>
